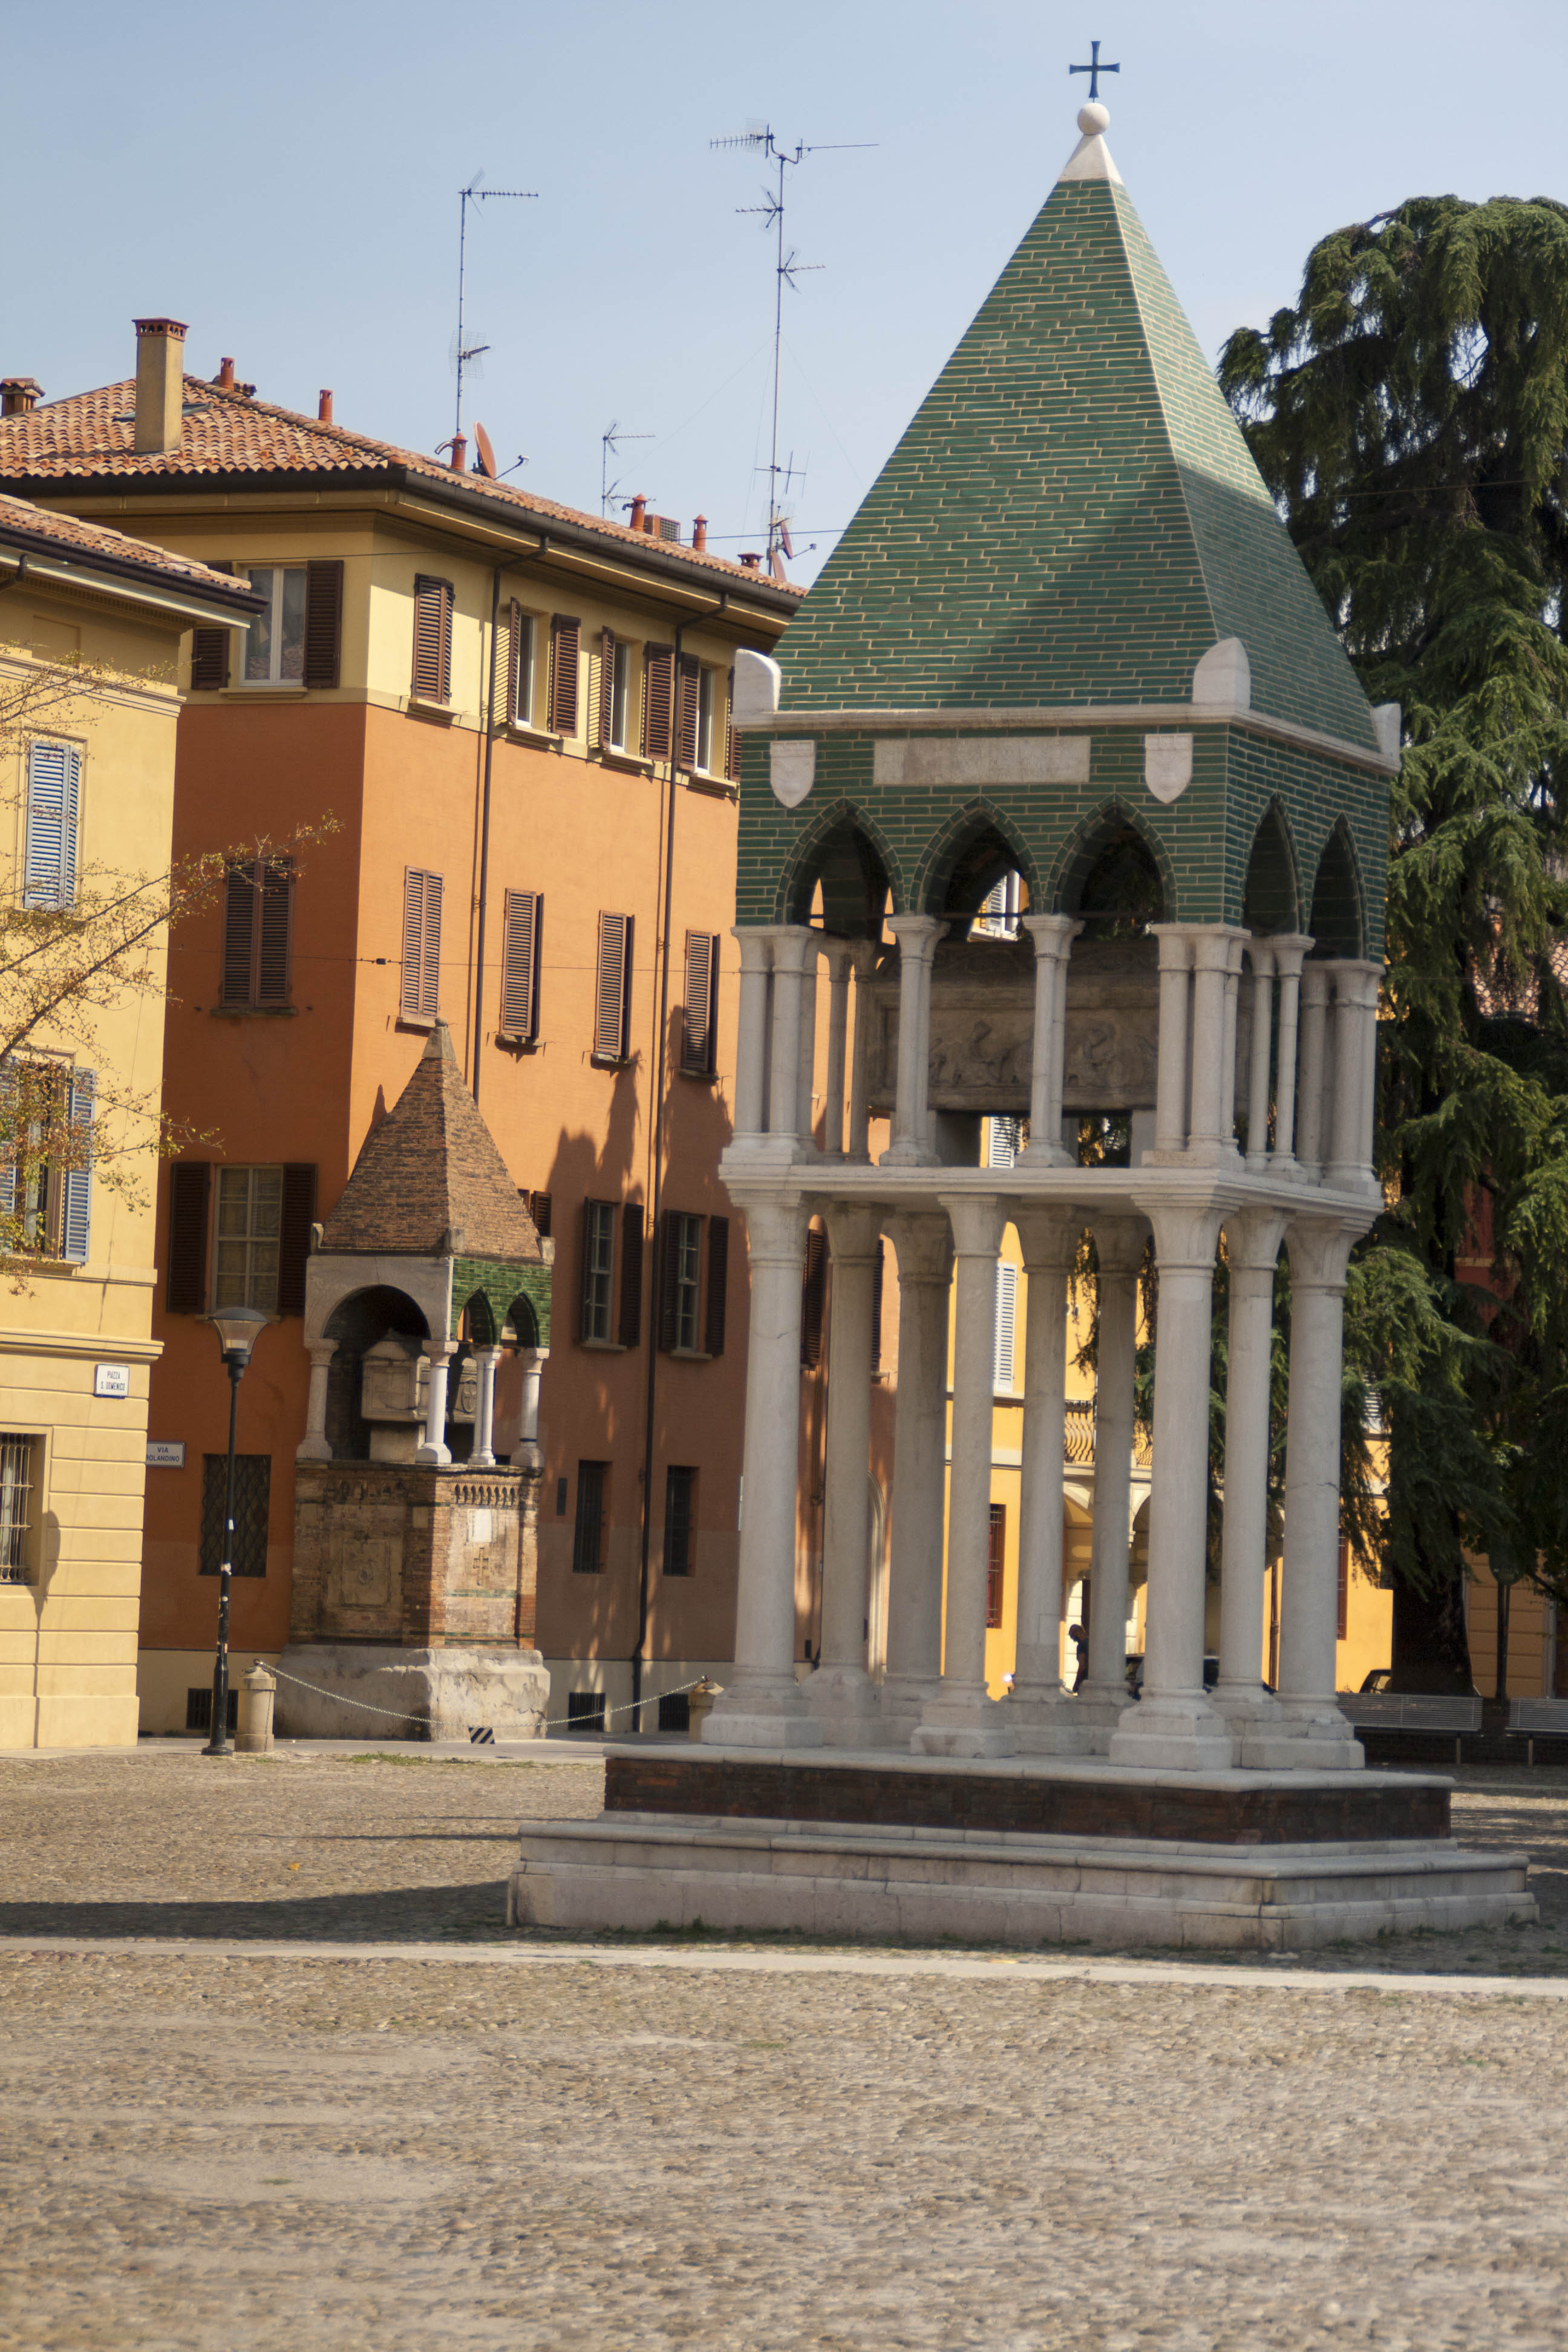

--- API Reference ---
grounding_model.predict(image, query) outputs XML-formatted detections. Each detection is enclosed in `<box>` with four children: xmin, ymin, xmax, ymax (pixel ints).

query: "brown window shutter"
<box><xmin>495</xmin><ymin>599</ymin><xmax>518</xmax><ymax>725</ymax></box>
<box><xmin>303</xmin><ymin>560</ymin><xmax>342</xmax><ymax>688</ymax></box>
<box><xmin>190</xmin><ymin>628</ymin><xmax>230</xmax><ymax>691</ymax></box>
<box><xmin>401</xmin><ymin>869</ymin><xmax>442</xmax><ymax>1020</ymax></box>
<box><xmin>704</xmin><ymin>1215</ymin><xmax>729</xmax><ymax>1358</ymax></box>
<box><xmin>411</xmin><ymin>576</ymin><xmax>452</xmax><ymax>702</ymax></box>
<box><xmin>870</xmin><ymin>1238</ymin><xmax>885</xmax><ymax>1376</ymax></box>
<box><xmin>221</xmin><ymin>863</ymin><xmax>257</xmax><ymax>1006</ymax></box>
<box><xmin>726</xmin><ymin>665</ymin><xmax>740</xmax><ymax>780</ymax></box>
<box><xmin>166</xmin><ymin>1161</ymin><xmax>212</xmax><ymax>1314</ymax></box>
<box><xmin>658</xmin><ymin>1210</ymin><xmax>682</xmax><ymax>1353</ymax></box>
<box><xmin>593</xmin><ymin>912</ymin><xmax>632</xmax><ymax>1060</ymax></box>
<box><xmin>618</xmin><ymin>1201</ymin><xmax>644</xmax><ymax>1347</ymax></box>
<box><xmin>800</xmin><ymin>1226</ymin><xmax>827</xmax><ymax>1369</ymax></box>
<box><xmin>676</xmin><ymin>655</ymin><xmax>700</xmax><ymax>771</ymax></box>
<box><xmin>598</xmin><ymin>627</ymin><xmax>615</xmax><ymax>746</ymax></box>
<box><xmin>642</xmin><ymin>644</ymin><xmax>673</xmax><ymax>760</ymax></box>
<box><xmin>277</xmin><ymin>1163</ymin><xmax>316</xmax><ymax>1315</ymax></box>
<box><xmin>681</xmin><ymin>930</ymin><xmax>717</xmax><ymax>1075</ymax></box>
<box><xmin>500</xmin><ymin>888</ymin><xmax>541</xmax><ymax>1040</ymax></box>
<box><xmin>526</xmin><ymin>1189</ymin><xmax>552</xmax><ymax>1238</ymax></box>
<box><xmin>549</xmin><ymin>615</ymin><xmax>580</xmax><ymax>734</ymax></box>
<box><xmin>420</xmin><ymin>871</ymin><xmax>442</xmax><ymax>1020</ymax></box>
<box><xmin>256</xmin><ymin>857</ymin><xmax>293</xmax><ymax>1006</ymax></box>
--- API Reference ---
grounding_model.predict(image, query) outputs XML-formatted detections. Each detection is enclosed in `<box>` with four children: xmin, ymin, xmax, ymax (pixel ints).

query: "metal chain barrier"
<box><xmin>263</xmin><ymin>1659</ymin><xmax>714</xmax><ymax>1739</ymax></box>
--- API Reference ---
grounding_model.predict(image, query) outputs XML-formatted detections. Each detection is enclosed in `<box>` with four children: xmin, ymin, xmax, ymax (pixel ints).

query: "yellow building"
<box><xmin>0</xmin><ymin>476</ymin><xmax>258</xmax><ymax>1746</ymax></box>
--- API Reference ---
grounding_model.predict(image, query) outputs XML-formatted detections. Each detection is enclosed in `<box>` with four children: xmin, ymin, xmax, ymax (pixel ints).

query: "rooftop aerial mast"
<box><xmin>449</xmin><ymin>170</ymin><xmax>537</xmax><ymax>457</ymax></box>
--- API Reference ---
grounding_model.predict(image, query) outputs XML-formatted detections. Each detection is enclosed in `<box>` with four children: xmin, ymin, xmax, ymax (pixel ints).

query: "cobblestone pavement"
<box><xmin>4</xmin><ymin>1754</ymin><xmax>1568</xmax><ymax>2349</ymax></box>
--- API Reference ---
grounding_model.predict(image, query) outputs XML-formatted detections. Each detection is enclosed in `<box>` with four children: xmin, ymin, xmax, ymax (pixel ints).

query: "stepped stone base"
<box><xmin>274</xmin><ymin>1642</ymin><xmax>549</xmax><ymax>1742</ymax></box>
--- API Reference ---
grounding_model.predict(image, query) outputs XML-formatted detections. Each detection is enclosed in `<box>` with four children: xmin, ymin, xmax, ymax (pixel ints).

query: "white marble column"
<box><xmin>795</xmin><ymin>942</ymin><xmax>819</xmax><ymax>1148</ymax></box>
<box><xmin>1212</xmin><ymin>1210</ymin><xmax>1289</xmax><ymax>1759</ymax></box>
<box><xmin>1076</xmin><ymin>1218</ymin><xmax>1146</xmax><ymax>1746</ymax></box>
<box><xmin>818</xmin><ymin>941</ymin><xmax>855</xmax><ymax>1160</ymax></box>
<box><xmin>1270</xmin><ymin>935</ymin><xmax>1313</xmax><ymax>1168</ymax></box>
<box><xmin>1187</xmin><ymin>928</ymin><xmax>1246</xmax><ymax>1163</ymax></box>
<box><xmin>415</xmin><ymin>1342</ymin><xmax>457</xmax><ymax>1468</ymax></box>
<box><xmin>515</xmin><ymin>1345</ymin><xmax>546</xmax><ymax>1472</ymax></box>
<box><xmin>731</xmin><ymin>927</ymin><xmax>773</xmax><ymax>1140</ymax></box>
<box><xmin>1150</xmin><ymin>927</ymin><xmax>1194</xmax><ymax>1157</ymax></box>
<box><xmin>469</xmin><ymin>1345</ymin><xmax>502</xmax><ymax>1468</ymax></box>
<box><xmin>1325</xmin><ymin>961</ymin><xmax>1382</xmax><ymax>1191</ymax></box>
<box><xmin>880</xmin><ymin>1212</ymin><xmax>952</xmax><ymax>1739</ymax></box>
<box><xmin>914</xmin><ymin>1194</ymin><xmax>1016</xmax><ymax>1757</ymax></box>
<box><xmin>295</xmin><ymin>1339</ymin><xmax>337</xmax><ymax>1464</ymax></box>
<box><xmin>1243</xmin><ymin>936</ymin><xmax>1276</xmax><ymax>1169</ymax></box>
<box><xmin>1261</xmin><ymin>1215</ymin><xmax>1364</xmax><ymax>1769</ymax></box>
<box><xmin>881</xmin><ymin>915</ymin><xmax>944</xmax><ymax>1167</ymax></box>
<box><xmin>846</xmin><ymin>939</ymin><xmax>878</xmax><ymax>1164</ymax></box>
<box><xmin>1295</xmin><ymin>962</ymin><xmax>1333</xmax><ymax>1178</ymax></box>
<box><xmin>1008</xmin><ymin>1206</ymin><xmax>1092</xmax><ymax>1753</ymax></box>
<box><xmin>809</xmin><ymin>1203</ymin><xmax>884</xmax><ymax>1745</ymax></box>
<box><xmin>701</xmin><ymin>1194</ymin><xmax>822</xmax><ymax>1746</ymax></box>
<box><xmin>1109</xmin><ymin>1203</ymin><xmax>1233</xmax><ymax>1769</ymax></box>
<box><xmin>1019</xmin><ymin>915</ymin><xmax>1080</xmax><ymax>1165</ymax></box>
<box><xmin>766</xmin><ymin>927</ymin><xmax>815</xmax><ymax>1148</ymax></box>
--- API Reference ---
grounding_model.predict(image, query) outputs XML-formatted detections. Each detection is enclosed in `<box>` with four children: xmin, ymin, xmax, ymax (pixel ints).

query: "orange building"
<box><xmin>0</xmin><ymin>319</ymin><xmax>797</xmax><ymax>1734</ymax></box>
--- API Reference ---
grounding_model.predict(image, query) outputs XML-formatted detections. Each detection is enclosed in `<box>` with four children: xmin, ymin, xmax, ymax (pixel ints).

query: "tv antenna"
<box><xmin>451</xmin><ymin>169</ymin><xmax>537</xmax><ymax>451</ymax></box>
<box><xmin>602</xmin><ymin>420</ymin><xmax>654</xmax><ymax>517</ymax></box>
<box><xmin>710</xmin><ymin>123</ymin><xmax>873</xmax><ymax>569</ymax></box>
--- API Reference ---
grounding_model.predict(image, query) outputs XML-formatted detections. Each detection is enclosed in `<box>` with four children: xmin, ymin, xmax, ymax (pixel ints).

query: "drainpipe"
<box><xmin>471</xmin><ymin>560</ymin><xmax>505</xmax><ymax>1101</ymax></box>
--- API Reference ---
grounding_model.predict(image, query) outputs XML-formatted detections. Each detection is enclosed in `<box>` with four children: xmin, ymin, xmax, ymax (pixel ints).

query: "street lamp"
<box><xmin>201</xmin><ymin>1305</ymin><xmax>272</xmax><ymax>1757</ymax></box>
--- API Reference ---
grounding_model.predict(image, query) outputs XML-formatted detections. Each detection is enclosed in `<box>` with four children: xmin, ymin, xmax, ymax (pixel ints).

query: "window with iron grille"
<box><xmin>566</xmin><ymin>1691</ymin><xmax>606</xmax><ymax>1732</ymax></box>
<box><xmin>0</xmin><ymin>1435</ymin><xmax>38</xmax><ymax>1583</ymax></box>
<box><xmin>578</xmin><ymin>1201</ymin><xmax>616</xmax><ymax>1342</ymax></box>
<box><xmin>663</xmin><ymin>1465</ymin><xmax>697</xmax><ymax>1576</ymax></box>
<box><xmin>186</xmin><ymin>1686</ymin><xmax>239</xmax><ymax>1734</ymax></box>
<box><xmin>986</xmin><ymin>1503</ymin><xmax>1007</xmax><ymax>1630</ymax></box>
<box><xmin>214</xmin><ymin>1165</ymin><xmax>282</xmax><ymax>1311</ymax></box>
<box><xmin>572</xmin><ymin>1460</ymin><xmax>608</xmax><ymax>1574</ymax></box>
<box><xmin>658</xmin><ymin>1691</ymin><xmax>691</xmax><ymax>1732</ymax></box>
<box><xmin>199</xmin><ymin>1452</ymin><xmax>271</xmax><ymax>1577</ymax></box>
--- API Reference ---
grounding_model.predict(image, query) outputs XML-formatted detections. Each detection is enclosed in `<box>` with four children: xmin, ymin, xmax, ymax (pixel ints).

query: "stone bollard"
<box><xmin>236</xmin><ymin>1662</ymin><xmax>277</xmax><ymax>1754</ymax></box>
<box><xmin>687</xmin><ymin>1678</ymin><xmax>723</xmax><ymax>1742</ymax></box>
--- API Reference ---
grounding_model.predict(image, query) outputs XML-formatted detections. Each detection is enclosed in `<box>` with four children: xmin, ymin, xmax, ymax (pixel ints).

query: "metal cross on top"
<box><xmin>1070</xmin><ymin>39</ymin><xmax>1120</xmax><ymax>101</ymax></box>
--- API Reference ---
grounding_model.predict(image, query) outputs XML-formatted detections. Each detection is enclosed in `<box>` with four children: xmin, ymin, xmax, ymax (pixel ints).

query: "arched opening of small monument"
<box><xmin>323</xmin><ymin>1285</ymin><xmax>430</xmax><ymax>1462</ymax></box>
<box><xmin>1243</xmin><ymin>802</ymin><xmax>1301</xmax><ymax>936</ymax></box>
<box><xmin>1064</xmin><ymin>818</ymin><xmax>1165</xmax><ymax>938</ymax></box>
<box><xmin>914</xmin><ymin>813</ymin><xmax>1039</xmax><ymax>1164</ymax></box>
<box><xmin>1057</xmin><ymin>816</ymin><xmax>1166</xmax><ymax>1167</ymax></box>
<box><xmin>490</xmin><ymin>1293</ymin><xmax>544</xmax><ymax>1463</ymax></box>
<box><xmin>1308</xmin><ymin>821</ymin><xmax>1367</xmax><ymax>960</ymax></box>
<box><xmin>783</xmin><ymin>818</ymin><xmax>890</xmax><ymax>939</ymax></box>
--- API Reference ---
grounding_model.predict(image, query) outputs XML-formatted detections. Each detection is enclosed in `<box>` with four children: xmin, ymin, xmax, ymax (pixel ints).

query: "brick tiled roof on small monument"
<box><xmin>319</xmin><ymin>1021</ymin><xmax>543</xmax><ymax>1262</ymax></box>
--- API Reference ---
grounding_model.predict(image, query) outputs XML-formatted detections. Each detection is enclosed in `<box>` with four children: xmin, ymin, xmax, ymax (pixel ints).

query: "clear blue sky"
<box><xmin>10</xmin><ymin>0</ymin><xmax>1566</xmax><ymax>586</ymax></box>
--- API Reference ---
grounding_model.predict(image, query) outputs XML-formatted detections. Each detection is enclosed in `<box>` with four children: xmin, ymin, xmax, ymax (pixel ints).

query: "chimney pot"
<box><xmin>131</xmin><ymin>316</ymin><xmax>188</xmax><ymax>454</ymax></box>
<box><xmin>691</xmin><ymin>514</ymin><xmax>708</xmax><ymax>552</ymax></box>
<box><xmin>215</xmin><ymin>356</ymin><xmax>235</xmax><ymax>390</ymax></box>
<box><xmin>628</xmin><ymin>494</ymin><xmax>647</xmax><ymax>532</ymax></box>
<box><xmin>448</xmin><ymin>433</ymin><xmax>466</xmax><ymax>472</ymax></box>
<box><xmin>1</xmin><ymin>378</ymin><xmax>42</xmax><ymax>417</ymax></box>
<box><xmin>318</xmin><ymin>389</ymin><xmax>333</xmax><ymax>423</ymax></box>
<box><xmin>739</xmin><ymin>551</ymin><xmax>762</xmax><ymax>572</ymax></box>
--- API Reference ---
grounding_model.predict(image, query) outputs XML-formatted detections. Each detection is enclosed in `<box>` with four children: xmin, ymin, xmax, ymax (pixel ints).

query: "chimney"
<box><xmin>1</xmin><ymin>379</ymin><xmax>41</xmax><ymax>417</ymax></box>
<box><xmin>449</xmin><ymin>433</ymin><xmax>466</xmax><ymax>472</ymax></box>
<box><xmin>739</xmin><ymin>551</ymin><xmax>762</xmax><ymax>572</ymax></box>
<box><xmin>132</xmin><ymin>317</ymin><xmax>188</xmax><ymax>454</ymax></box>
<box><xmin>691</xmin><ymin>514</ymin><xmax>708</xmax><ymax>553</ymax></box>
<box><xmin>318</xmin><ymin>389</ymin><xmax>334</xmax><ymax>423</ymax></box>
<box><xmin>628</xmin><ymin>494</ymin><xmax>647</xmax><ymax>533</ymax></box>
<box><xmin>215</xmin><ymin>357</ymin><xmax>236</xmax><ymax>390</ymax></box>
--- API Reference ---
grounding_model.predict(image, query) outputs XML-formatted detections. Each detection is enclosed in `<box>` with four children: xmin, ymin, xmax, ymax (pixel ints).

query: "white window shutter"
<box><xmin>993</xmin><ymin>1260</ymin><xmax>1018</xmax><ymax>1393</ymax></box>
<box><xmin>988</xmin><ymin>1116</ymin><xmax>1018</xmax><ymax>1170</ymax></box>
<box><xmin>0</xmin><ymin>1062</ymin><xmax>15</xmax><ymax>1216</ymax></box>
<box><xmin>62</xmin><ymin>1070</ymin><xmax>94</xmax><ymax>1263</ymax></box>
<box><xmin>25</xmin><ymin>743</ymin><xmax>79</xmax><ymax>907</ymax></box>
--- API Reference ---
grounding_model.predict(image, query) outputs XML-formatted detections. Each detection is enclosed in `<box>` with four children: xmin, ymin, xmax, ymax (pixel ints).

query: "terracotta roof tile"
<box><xmin>0</xmin><ymin>488</ymin><xmax>258</xmax><ymax>602</ymax></box>
<box><xmin>0</xmin><ymin>376</ymin><xmax>802</xmax><ymax>595</ymax></box>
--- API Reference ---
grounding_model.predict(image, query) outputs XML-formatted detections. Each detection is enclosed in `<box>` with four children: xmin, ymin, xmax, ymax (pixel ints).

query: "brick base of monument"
<box><xmin>507</xmin><ymin>1748</ymin><xmax>1535</xmax><ymax>1950</ymax></box>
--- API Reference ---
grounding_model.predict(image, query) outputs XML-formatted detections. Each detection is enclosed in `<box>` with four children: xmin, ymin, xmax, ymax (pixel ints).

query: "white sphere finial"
<box><xmin>1077</xmin><ymin>100</ymin><xmax>1110</xmax><ymax>136</ymax></box>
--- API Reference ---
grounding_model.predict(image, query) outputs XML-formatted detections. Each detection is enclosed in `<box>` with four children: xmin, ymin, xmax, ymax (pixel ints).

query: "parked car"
<box><xmin>1359</xmin><ymin>1668</ymin><xmax>1393</xmax><ymax>1694</ymax></box>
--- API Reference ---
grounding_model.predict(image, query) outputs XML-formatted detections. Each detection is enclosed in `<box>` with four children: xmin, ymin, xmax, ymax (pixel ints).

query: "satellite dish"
<box><xmin>473</xmin><ymin>421</ymin><xmax>497</xmax><ymax>479</ymax></box>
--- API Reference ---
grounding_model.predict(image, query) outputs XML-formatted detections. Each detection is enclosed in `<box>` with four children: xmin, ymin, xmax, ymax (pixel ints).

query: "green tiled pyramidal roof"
<box><xmin>777</xmin><ymin>131</ymin><xmax>1376</xmax><ymax>754</ymax></box>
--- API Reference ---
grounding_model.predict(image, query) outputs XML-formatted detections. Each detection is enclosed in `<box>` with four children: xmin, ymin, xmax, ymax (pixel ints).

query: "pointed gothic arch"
<box><xmin>912</xmin><ymin>797</ymin><xmax>1041</xmax><ymax>918</ymax></box>
<box><xmin>1308</xmin><ymin>819</ymin><xmax>1367</xmax><ymax>959</ymax></box>
<box><xmin>1046</xmin><ymin>800</ymin><xmax>1172</xmax><ymax>933</ymax></box>
<box><xmin>1242</xmin><ymin>799</ymin><xmax>1302</xmax><ymax>935</ymax></box>
<box><xmin>777</xmin><ymin>797</ymin><xmax>903</xmax><ymax>934</ymax></box>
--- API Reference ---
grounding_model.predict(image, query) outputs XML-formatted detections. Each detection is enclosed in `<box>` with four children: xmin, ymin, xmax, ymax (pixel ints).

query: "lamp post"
<box><xmin>201</xmin><ymin>1306</ymin><xmax>271</xmax><ymax>1758</ymax></box>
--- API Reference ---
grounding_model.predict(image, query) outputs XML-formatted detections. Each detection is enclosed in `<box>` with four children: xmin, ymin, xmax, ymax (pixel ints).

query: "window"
<box><xmin>994</xmin><ymin>1261</ymin><xmax>1018</xmax><ymax>1393</ymax></box>
<box><xmin>549</xmin><ymin>615</ymin><xmax>581</xmax><ymax>734</ymax></box>
<box><xmin>598</xmin><ymin>630</ymin><xmax>633</xmax><ymax>751</ymax></box>
<box><xmin>658</xmin><ymin>1212</ymin><xmax>728</xmax><ymax>1357</ymax></box>
<box><xmin>500</xmin><ymin>889</ymin><xmax>541</xmax><ymax>1042</ymax></box>
<box><xmin>663</xmin><ymin>1466</ymin><xmax>697</xmax><ymax>1576</ymax></box>
<box><xmin>987</xmin><ymin>1116</ymin><xmax>1020</xmax><ymax>1171</ymax></box>
<box><xmin>578</xmin><ymin>1201</ymin><xmax>617</xmax><ymax>1342</ymax></box>
<box><xmin>214</xmin><ymin>1165</ymin><xmax>282</xmax><ymax>1311</ymax></box>
<box><xmin>400</xmin><ymin>868</ymin><xmax>443</xmax><ymax>1022</ymax></box>
<box><xmin>527</xmin><ymin>1189</ymin><xmax>552</xmax><ymax>1238</ymax></box>
<box><xmin>24</xmin><ymin>741</ymin><xmax>80</xmax><ymax>907</ymax></box>
<box><xmin>593</xmin><ymin>911</ymin><xmax>633</xmax><ymax>1062</ymax></box>
<box><xmin>572</xmin><ymin>1462</ymin><xmax>608</xmax><ymax>1574</ymax></box>
<box><xmin>694</xmin><ymin>666</ymin><xmax>716</xmax><ymax>773</ymax></box>
<box><xmin>199</xmin><ymin>1451</ymin><xmax>271</xmax><ymax>1577</ymax></box>
<box><xmin>973</xmin><ymin>872</ymin><xmax>1022</xmax><ymax>937</ymax></box>
<box><xmin>987</xmin><ymin>1504</ymin><xmax>1007</xmax><ymax>1628</ymax></box>
<box><xmin>242</xmin><ymin>566</ymin><xmax>307</xmax><ymax>684</ymax></box>
<box><xmin>168</xmin><ymin>1161</ymin><xmax>311</xmax><ymax>1316</ymax></box>
<box><xmin>0</xmin><ymin>1062</ymin><xmax>94</xmax><ymax>1263</ymax></box>
<box><xmin>411</xmin><ymin>575</ymin><xmax>454</xmax><ymax>703</ymax></box>
<box><xmin>657</xmin><ymin>1690</ymin><xmax>691</xmax><ymax>1732</ymax></box>
<box><xmin>221</xmin><ymin>856</ymin><xmax>293</xmax><ymax>1008</ymax></box>
<box><xmin>510</xmin><ymin>607</ymin><xmax>537</xmax><ymax>725</ymax></box>
<box><xmin>681</xmin><ymin>931</ymin><xmax>719</xmax><ymax>1076</ymax></box>
<box><xmin>566</xmin><ymin>1691</ymin><xmax>607</xmax><ymax>1731</ymax></box>
<box><xmin>0</xmin><ymin>1435</ymin><xmax>37</xmax><ymax>1583</ymax></box>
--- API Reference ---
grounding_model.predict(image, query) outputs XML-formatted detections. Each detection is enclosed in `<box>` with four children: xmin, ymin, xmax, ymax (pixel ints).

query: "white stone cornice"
<box><xmin>739</xmin><ymin>701</ymin><xmax>1396</xmax><ymax>777</ymax></box>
